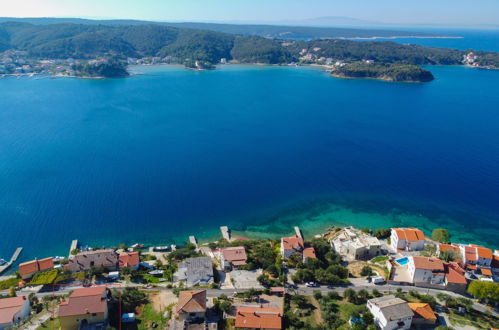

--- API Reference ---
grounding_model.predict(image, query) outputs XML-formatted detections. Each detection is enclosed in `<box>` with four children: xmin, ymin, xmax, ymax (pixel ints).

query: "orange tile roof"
<box><xmin>439</xmin><ymin>244</ymin><xmax>460</xmax><ymax>253</ymax></box>
<box><xmin>119</xmin><ymin>252</ymin><xmax>139</xmax><ymax>268</ymax></box>
<box><xmin>444</xmin><ymin>262</ymin><xmax>467</xmax><ymax>284</ymax></box>
<box><xmin>38</xmin><ymin>257</ymin><xmax>54</xmax><ymax>271</ymax></box>
<box><xmin>412</xmin><ymin>256</ymin><xmax>444</xmax><ymax>271</ymax></box>
<box><xmin>480</xmin><ymin>268</ymin><xmax>492</xmax><ymax>276</ymax></box>
<box><xmin>466</xmin><ymin>264</ymin><xmax>477</xmax><ymax>270</ymax></box>
<box><xmin>235</xmin><ymin>306</ymin><xmax>282</xmax><ymax>329</ymax></box>
<box><xmin>408</xmin><ymin>303</ymin><xmax>437</xmax><ymax>320</ymax></box>
<box><xmin>463</xmin><ymin>246</ymin><xmax>477</xmax><ymax>262</ymax></box>
<box><xmin>177</xmin><ymin>290</ymin><xmax>206</xmax><ymax>314</ymax></box>
<box><xmin>476</xmin><ymin>246</ymin><xmax>493</xmax><ymax>259</ymax></box>
<box><xmin>303</xmin><ymin>247</ymin><xmax>317</xmax><ymax>259</ymax></box>
<box><xmin>18</xmin><ymin>260</ymin><xmax>38</xmax><ymax>277</ymax></box>
<box><xmin>18</xmin><ymin>257</ymin><xmax>54</xmax><ymax>277</ymax></box>
<box><xmin>393</xmin><ymin>228</ymin><xmax>425</xmax><ymax>242</ymax></box>
<box><xmin>281</xmin><ymin>235</ymin><xmax>304</xmax><ymax>251</ymax></box>
<box><xmin>0</xmin><ymin>296</ymin><xmax>28</xmax><ymax>325</ymax></box>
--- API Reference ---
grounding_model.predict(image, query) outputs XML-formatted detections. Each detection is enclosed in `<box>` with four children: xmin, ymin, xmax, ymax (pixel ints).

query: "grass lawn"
<box><xmin>136</xmin><ymin>303</ymin><xmax>166</xmax><ymax>330</ymax></box>
<box><xmin>141</xmin><ymin>274</ymin><xmax>160</xmax><ymax>283</ymax></box>
<box><xmin>370</xmin><ymin>256</ymin><xmax>388</xmax><ymax>263</ymax></box>
<box><xmin>36</xmin><ymin>316</ymin><xmax>61</xmax><ymax>329</ymax></box>
<box><xmin>0</xmin><ymin>277</ymin><xmax>19</xmax><ymax>290</ymax></box>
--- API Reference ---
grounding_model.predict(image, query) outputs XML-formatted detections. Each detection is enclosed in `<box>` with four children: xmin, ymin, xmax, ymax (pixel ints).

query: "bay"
<box><xmin>1</xmin><ymin>63</ymin><xmax>499</xmax><ymax>267</ymax></box>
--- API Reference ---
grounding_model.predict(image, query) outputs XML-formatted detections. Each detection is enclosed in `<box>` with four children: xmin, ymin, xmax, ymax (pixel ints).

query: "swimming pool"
<box><xmin>396</xmin><ymin>257</ymin><xmax>409</xmax><ymax>266</ymax></box>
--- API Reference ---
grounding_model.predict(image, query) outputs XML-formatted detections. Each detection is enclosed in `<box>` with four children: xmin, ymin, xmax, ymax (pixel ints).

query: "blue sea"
<box><xmin>1</xmin><ymin>31</ymin><xmax>499</xmax><ymax>268</ymax></box>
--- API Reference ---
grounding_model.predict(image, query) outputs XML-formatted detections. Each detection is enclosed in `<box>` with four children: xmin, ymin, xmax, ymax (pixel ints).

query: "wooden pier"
<box><xmin>220</xmin><ymin>226</ymin><xmax>232</xmax><ymax>242</ymax></box>
<box><xmin>0</xmin><ymin>247</ymin><xmax>23</xmax><ymax>274</ymax></box>
<box><xmin>69</xmin><ymin>239</ymin><xmax>78</xmax><ymax>258</ymax></box>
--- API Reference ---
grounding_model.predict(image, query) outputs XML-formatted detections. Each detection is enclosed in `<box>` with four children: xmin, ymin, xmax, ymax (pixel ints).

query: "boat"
<box><xmin>130</xmin><ymin>243</ymin><xmax>144</xmax><ymax>249</ymax></box>
<box><xmin>0</xmin><ymin>258</ymin><xmax>7</xmax><ymax>266</ymax></box>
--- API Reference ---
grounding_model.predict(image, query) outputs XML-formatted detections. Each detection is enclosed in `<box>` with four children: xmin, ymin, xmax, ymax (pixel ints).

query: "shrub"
<box><xmin>360</xmin><ymin>266</ymin><xmax>373</xmax><ymax>276</ymax></box>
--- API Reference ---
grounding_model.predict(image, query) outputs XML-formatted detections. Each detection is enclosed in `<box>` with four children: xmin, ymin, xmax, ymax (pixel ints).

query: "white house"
<box><xmin>390</xmin><ymin>228</ymin><xmax>425</xmax><ymax>251</ymax></box>
<box><xmin>408</xmin><ymin>256</ymin><xmax>445</xmax><ymax>285</ymax></box>
<box><xmin>367</xmin><ymin>295</ymin><xmax>413</xmax><ymax>330</ymax></box>
<box><xmin>0</xmin><ymin>296</ymin><xmax>31</xmax><ymax>329</ymax></box>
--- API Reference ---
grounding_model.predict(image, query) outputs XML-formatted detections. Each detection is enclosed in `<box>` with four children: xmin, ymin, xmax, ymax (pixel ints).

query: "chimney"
<box><xmin>85</xmin><ymin>308</ymin><xmax>89</xmax><ymax>314</ymax></box>
<box><xmin>22</xmin><ymin>296</ymin><xmax>27</xmax><ymax>300</ymax></box>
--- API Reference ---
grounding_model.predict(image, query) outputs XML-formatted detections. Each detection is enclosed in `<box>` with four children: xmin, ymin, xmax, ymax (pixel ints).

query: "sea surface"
<box><xmin>1</xmin><ymin>58</ymin><xmax>499</xmax><ymax>267</ymax></box>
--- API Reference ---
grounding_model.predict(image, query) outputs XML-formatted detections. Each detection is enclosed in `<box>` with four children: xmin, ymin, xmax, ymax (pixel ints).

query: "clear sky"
<box><xmin>1</xmin><ymin>0</ymin><xmax>498</xmax><ymax>25</ymax></box>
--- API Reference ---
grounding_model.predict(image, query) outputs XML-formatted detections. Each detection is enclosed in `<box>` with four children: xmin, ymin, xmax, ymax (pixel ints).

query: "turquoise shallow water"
<box><xmin>0</xmin><ymin>64</ymin><xmax>499</xmax><ymax>269</ymax></box>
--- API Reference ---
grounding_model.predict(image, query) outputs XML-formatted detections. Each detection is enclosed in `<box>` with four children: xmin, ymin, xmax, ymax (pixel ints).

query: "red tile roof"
<box><xmin>393</xmin><ymin>228</ymin><xmax>425</xmax><ymax>242</ymax></box>
<box><xmin>412</xmin><ymin>256</ymin><xmax>444</xmax><ymax>271</ymax></box>
<box><xmin>303</xmin><ymin>247</ymin><xmax>317</xmax><ymax>259</ymax></box>
<box><xmin>235</xmin><ymin>306</ymin><xmax>282</xmax><ymax>329</ymax></box>
<box><xmin>119</xmin><ymin>252</ymin><xmax>139</xmax><ymax>268</ymax></box>
<box><xmin>58</xmin><ymin>287</ymin><xmax>107</xmax><ymax>317</ymax></box>
<box><xmin>176</xmin><ymin>290</ymin><xmax>206</xmax><ymax>314</ymax></box>
<box><xmin>281</xmin><ymin>235</ymin><xmax>304</xmax><ymax>251</ymax></box>
<box><xmin>18</xmin><ymin>257</ymin><xmax>54</xmax><ymax>277</ymax></box>
<box><xmin>219</xmin><ymin>247</ymin><xmax>247</xmax><ymax>265</ymax></box>
<box><xmin>0</xmin><ymin>296</ymin><xmax>28</xmax><ymax>325</ymax></box>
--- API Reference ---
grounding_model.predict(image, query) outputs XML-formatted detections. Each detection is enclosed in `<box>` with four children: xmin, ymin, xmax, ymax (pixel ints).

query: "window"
<box><xmin>92</xmin><ymin>313</ymin><xmax>97</xmax><ymax>316</ymax></box>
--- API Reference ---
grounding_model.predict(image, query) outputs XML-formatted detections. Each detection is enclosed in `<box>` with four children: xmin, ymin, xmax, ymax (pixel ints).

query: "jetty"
<box><xmin>220</xmin><ymin>226</ymin><xmax>232</xmax><ymax>242</ymax></box>
<box><xmin>294</xmin><ymin>226</ymin><xmax>303</xmax><ymax>239</ymax></box>
<box><xmin>0</xmin><ymin>247</ymin><xmax>23</xmax><ymax>274</ymax></box>
<box><xmin>69</xmin><ymin>239</ymin><xmax>78</xmax><ymax>259</ymax></box>
<box><xmin>189</xmin><ymin>236</ymin><xmax>198</xmax><ymax>248</ymax></box>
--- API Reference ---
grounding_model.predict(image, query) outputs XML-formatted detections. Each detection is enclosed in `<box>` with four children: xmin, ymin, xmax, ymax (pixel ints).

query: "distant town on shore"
<box><xmin>1</xmin><ymin>19</ymin><xmax>498</xmax><ymax>82</ymax></box>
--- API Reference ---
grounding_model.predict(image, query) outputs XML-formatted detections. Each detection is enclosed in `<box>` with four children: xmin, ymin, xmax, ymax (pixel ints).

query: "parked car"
<box><xmin>372</xmin><ymin>276</ymin><xmax>385</xmax><ymax>285</ymax></box>
<box><xmin>305</xmin><ymin>282</ymin><xmax>318</xmax><ymax>287</ymax></box>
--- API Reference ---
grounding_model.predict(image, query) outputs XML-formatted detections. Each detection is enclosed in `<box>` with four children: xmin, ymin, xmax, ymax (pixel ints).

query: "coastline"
<box><xmin>3</xmin><ymin>61</ymin><xmax>496</xmax><ymax>82</ymax></box>
<box><xmin>336</xmin><ymin>35</ymin><xmax>464</xmax><ymax>40</ymax></box>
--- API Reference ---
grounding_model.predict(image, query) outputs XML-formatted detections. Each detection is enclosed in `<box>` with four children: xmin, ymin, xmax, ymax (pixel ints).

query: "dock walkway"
<box><xmin>0</xmin><ymin>247</ymin><xmax>23</xmax><ymax>274</ymax></box>
<box><xmin>69</xmin><ymin>240</ymin><xmax>78</xmax><ymax>259</ymax></box>
<box><xmin>220</xmin><ymin>226</ymin><xmax>232</xmax><ymax>242</ymax></box>
<box><xmin>294</xmin><ymin>226</ymin><xmax>303</xmax><ymax>239</ymax></box>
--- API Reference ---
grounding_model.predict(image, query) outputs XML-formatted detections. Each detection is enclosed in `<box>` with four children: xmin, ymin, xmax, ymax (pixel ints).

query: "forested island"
<box><xmin>331</xmin><ymin>63</ymin><xmax>435</xmax><ymax>82</ymax></box>
<box><xmin>0</xmin><ymin>21</ymin><xmax>498</xmax><ymax>80</ymax></box>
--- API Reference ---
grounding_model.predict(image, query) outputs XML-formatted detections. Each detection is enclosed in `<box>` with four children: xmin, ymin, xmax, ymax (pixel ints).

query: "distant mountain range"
<box><xmin>0</xmin><ymin>17</ymin><xmax>449</xmax><ymax>40</ymax></box>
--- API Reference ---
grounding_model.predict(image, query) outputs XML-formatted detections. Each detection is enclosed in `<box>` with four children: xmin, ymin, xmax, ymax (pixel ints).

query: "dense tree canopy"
<box><xmin>432</xmin><ymin>228</ymin><xmax>451</xmax><ymax>243</ymax></box>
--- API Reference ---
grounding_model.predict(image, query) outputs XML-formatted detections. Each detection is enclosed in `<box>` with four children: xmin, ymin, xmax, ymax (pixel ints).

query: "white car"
<box><xmin>372</xmin><ymin>276</ymin><xmax>385</xmax><ymax>284</ymax></box>
<box><xmin>305</xmin><ymin>282</ymin><xmax>318</xmax><ymax>287</ymax></box>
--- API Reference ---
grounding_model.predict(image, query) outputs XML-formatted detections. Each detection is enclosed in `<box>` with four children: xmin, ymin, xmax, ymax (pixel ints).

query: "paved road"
<box><xmin>22</xmin><ymin>282</ymin><xmax>497</xmax><ymax>319</ymax></box>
